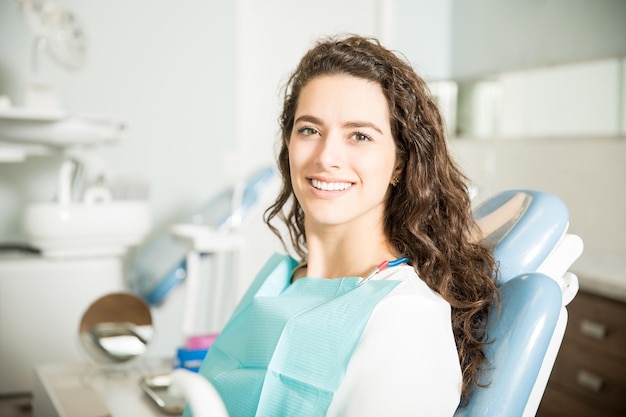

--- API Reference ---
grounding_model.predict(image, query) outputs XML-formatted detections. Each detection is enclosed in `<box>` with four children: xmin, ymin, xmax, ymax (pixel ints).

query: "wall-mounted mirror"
<box><xmin>430</xmin><ymin>56</ymin><xmax>626</xmax><ymax>140</ymax></box>
<box><xmin>78</xmin><ymin>292</ymin><xmax>153</xmax><ymax>365</ymax></box>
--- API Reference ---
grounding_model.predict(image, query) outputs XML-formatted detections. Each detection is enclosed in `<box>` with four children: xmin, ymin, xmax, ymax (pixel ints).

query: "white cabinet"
<box><xmin>0</xmin><ymin>256</ymin><xmax>124</xmax><ymax>394</ymax></box>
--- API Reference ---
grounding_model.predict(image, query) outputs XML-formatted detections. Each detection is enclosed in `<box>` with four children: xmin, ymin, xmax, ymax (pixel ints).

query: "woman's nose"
<box><xmin>315</xmin><ymin>134</ymin><xmax>343</xmax><ymax>169</ymax></box>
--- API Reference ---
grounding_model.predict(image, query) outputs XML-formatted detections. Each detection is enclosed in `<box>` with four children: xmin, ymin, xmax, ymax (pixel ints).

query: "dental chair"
<box><xmin>169</xmin><ymin>189</ymin><xmax>583</xmax><ymax>417</ymax></box>
<box><xmin>455</xmin><ymin>189</ymin><xmax>583</xmax><ymax>417</ymax></box>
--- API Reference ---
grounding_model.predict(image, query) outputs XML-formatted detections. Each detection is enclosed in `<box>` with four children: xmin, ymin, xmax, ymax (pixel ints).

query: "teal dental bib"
<box><xmin>191</xmin><ymin>253</ymin><xmax>400</xmax><ymax>417</ymax></box>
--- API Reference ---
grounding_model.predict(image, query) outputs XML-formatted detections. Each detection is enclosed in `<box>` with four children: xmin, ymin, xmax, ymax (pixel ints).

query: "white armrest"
<box><xmin>537</xmin><ymin>233</ymin><xmax>583</xmax><ymax>305</ymax></box>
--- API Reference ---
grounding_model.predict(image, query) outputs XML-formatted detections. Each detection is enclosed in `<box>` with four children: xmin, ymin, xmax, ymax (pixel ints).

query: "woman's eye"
<box><xmin>297</xmin><ymin>126</ymin><xmax>319</xmax><ymax>136</ymax></box>
<box><xmin>352</xmin><ymin>131</ymin><xmax>372</xmax><ymax>142</ymax></box>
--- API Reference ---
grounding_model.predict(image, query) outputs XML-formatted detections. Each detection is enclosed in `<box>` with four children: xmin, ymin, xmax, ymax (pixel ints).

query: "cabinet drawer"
<box><xmin>565</xmin><ymin>290</ymin><xmax>626</xmax><ymax>360</ymax></box>
<box><xmin>548</xmin><ymin>342</ymin><xmax>626</xmax><ymax>416</ymax></box>
<box><xmin>538</xmin><ymin>385</ymin><xmax>623</xmax><ymax>417</ymax></box>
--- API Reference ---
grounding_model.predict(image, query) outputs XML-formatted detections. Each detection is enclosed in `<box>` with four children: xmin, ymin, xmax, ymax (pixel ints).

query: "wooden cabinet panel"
<box><xmin>536</xmin><ymin>290</ymin><xmax>626</xmax><ymax>417</ymax></box>
<box><xmin>566</xmin><ymin>290</ymin><xmax>626</xmax><ymax>360</ymax></box>
<box><xmin>538</xmin><ymin>386</ymin><xmax>623</xmax><ymax>417</ymax></box>
<box><xmin>548</xmin><ymin>343</ymin><xmax>626</xmax><ymax>415</ymax></box>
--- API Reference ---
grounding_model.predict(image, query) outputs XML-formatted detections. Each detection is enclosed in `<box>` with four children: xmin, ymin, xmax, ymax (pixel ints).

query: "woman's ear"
<box><xmin>390</xmin><ymin>165</ymin><xmax>403</xmax><ymax>187</ymax></box>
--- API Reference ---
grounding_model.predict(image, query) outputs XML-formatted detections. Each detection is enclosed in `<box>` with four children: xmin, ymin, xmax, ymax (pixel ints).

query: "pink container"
<box><xmin>186</xmin><ymin>333</ymin><xmax>219</xmax><ymax>350</ymax></box>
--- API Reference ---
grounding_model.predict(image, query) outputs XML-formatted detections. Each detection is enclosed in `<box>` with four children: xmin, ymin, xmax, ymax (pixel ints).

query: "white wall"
<box><xmin>450</xmin><ymin>0</ymin><xmax>626</xmax><ymax>79</ymax></box>
<box><xmin>397</xmin><ymin>0</ymin><xmax>452</xmax><ymax>80</ymax></box>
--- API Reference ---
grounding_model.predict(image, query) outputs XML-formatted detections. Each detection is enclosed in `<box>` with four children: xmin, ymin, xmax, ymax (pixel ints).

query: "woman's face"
<box><xmin>288</xmin><ymin>74</ymin><xmax>399</xmax><ymax>231</ymax></box>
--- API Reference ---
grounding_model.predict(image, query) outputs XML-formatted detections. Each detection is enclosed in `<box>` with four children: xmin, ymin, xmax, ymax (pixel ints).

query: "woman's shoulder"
<box><xmin>377</xmin><ymin>265</ymin><xmax>450</xmax><ymax>308</ymax></box>
<box><xmin>367</xmin><ymin>266</ymin><xmax>454</xmax><ymax>337</ymax></box>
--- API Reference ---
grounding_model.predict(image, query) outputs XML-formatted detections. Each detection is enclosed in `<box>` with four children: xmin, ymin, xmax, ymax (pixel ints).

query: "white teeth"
<box><xmin>311</xmin><ymin>179</ymin><xmax>352</xmax><ymax>191</ymax></box>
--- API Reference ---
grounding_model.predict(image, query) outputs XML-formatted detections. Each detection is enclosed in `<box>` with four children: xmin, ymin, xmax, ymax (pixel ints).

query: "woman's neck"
<box><xmin>300</xmin><ymin>220</ymin><xmax>398</xmax><ymax>280</ymax></box>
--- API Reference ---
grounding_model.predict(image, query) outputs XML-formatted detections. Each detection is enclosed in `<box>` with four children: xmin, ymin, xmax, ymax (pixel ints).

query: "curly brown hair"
<box><xmin>264</xmin><ymin>34</ymin><xmax>499</xmax><ymax>403</ymax></box>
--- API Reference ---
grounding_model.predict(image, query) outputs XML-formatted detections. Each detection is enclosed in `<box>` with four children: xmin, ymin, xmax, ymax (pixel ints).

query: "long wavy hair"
<box><xmin>264</xmin><ymin>34</ymin><xmax>499</xmax><ymax>403</ymax></box>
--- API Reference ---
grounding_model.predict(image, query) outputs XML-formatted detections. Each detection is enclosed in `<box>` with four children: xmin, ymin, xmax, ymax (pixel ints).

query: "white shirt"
<box><xmin>326</xmin><ymin>265</ymin><xmax>463</xmax><ymax>417</ymax></box>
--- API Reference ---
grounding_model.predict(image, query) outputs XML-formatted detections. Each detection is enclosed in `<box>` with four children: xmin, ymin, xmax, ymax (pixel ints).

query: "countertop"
<box><xmin>571</xmin><ymin>252</ymin><xmax>626</xmax><ymax>303</ymax></box>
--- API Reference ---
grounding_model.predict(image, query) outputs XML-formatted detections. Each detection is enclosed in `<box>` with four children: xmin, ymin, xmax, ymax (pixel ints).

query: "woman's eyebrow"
<box><xmin>343</xmin><ymin>121</ymin><xmax>383</xmax><ymax>134</ymax></box>
<box><xmin>294</xmin><ymin>115</ymin><xmax>323</xmax><ymax>125</ymax></box>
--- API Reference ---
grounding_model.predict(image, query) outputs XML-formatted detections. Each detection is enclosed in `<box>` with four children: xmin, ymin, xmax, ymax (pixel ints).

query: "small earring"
<box><xmin>391</xmin><ymin>176</ymin><xmax>399</xmax><ymax>186</ymax></box>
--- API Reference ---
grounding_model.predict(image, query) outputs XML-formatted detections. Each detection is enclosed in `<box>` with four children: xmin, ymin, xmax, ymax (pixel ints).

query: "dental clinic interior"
<box><xmin>1</xmin><ymin>1</ymin><xmax>625</xmax><ymax>416</ymax></box>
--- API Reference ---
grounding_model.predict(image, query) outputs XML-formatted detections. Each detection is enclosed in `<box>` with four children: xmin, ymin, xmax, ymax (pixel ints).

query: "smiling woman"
<box><xmin>184</xmin><ymin>35</ymin><xmax>499</xmax><ymax>417</ymax></box>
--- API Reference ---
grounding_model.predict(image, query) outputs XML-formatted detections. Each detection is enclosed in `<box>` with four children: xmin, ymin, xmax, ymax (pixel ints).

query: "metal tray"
<box><xmin>140</xmin><ymin>373</ymin><xmax>186</xmax><ymax>415</ymax></box>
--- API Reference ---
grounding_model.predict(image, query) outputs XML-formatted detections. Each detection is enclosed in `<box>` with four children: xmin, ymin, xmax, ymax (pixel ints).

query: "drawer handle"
<box><xmin>576</xmin><ymin>369</ymin><xmax>604</xmax><ymax>392</ymax></box>
<box><xmin>580</xmin><ymin>319</ymin><xmax>607</xmax><ymax>340</ymax></box>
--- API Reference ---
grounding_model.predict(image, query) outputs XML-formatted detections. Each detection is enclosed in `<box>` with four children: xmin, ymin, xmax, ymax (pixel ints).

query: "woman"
<box><xmin>191</xmin><ymin>35</ymin><xmax>499</xmax><ymax>417</ymax></box>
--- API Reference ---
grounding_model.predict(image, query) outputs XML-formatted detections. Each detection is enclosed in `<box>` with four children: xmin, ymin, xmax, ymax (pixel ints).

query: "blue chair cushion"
<box><xmin>454</xmin><ymin>272</ymin><xmax>562</xmax><ymax>417</ymax></box>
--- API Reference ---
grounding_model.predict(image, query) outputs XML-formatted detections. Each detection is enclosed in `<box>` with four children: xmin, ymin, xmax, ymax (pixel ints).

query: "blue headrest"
<box><xmin>473</xmin><ymin>190</ymin><xmax>570</xmax><ymax>284</ymax></box>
